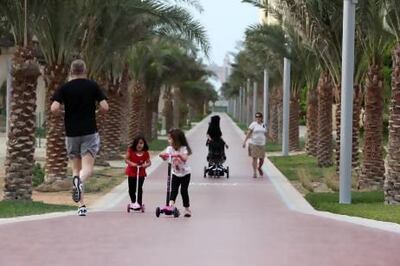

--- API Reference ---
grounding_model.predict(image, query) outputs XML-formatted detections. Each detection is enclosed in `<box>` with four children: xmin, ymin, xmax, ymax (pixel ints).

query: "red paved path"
<box><xmin>1</xmin><ymin>113</ymin><xmax>400</xmax><ymax>266</ymax></box>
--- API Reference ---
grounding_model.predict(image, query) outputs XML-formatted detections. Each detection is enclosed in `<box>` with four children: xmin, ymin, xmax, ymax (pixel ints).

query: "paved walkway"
<box><xmin>1</xmin><ymin>114</ymin><xmax>400</xmax><ymax>266</ymax></box>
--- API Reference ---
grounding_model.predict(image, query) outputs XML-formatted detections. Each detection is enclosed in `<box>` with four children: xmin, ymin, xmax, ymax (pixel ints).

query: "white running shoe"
<box><xmin>72</xmin><ymin>176</ymin><xmax>82</xmax><ymax>202</ymax></box>
<box><xmin>77</xmin><ymin>205</ymin><xmax>87</xmax><ymax>216</ymax></box>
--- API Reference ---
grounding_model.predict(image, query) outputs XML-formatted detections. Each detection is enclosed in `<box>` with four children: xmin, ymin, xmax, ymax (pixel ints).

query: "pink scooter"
<box><xmin>156</xmin><ymin>154</ymin><xmax>180</xmax><ymax>218</ymax></box>
<box><xmin>127</xmin><ymin>164</ymin><xmax>145</xmax><ymax>213</ymax></box>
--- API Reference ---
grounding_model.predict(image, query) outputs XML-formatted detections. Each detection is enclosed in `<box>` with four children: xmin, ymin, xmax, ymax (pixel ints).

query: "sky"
<box><xmin>188</xmin><ymin>0</ymin><xmax>259</xmax><ymax>66</ymax></box>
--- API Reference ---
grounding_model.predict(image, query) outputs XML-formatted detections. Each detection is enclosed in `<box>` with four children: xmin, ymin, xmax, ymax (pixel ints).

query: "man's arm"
<box><xmin>99</xmin><ymin>100</ymin><xmax>109</xmax><ymax>113</ymax></box>
<box><xmin>50</xmin><ymin>101</ymin><xmax>61</xmax><ymax>113</ymax></box>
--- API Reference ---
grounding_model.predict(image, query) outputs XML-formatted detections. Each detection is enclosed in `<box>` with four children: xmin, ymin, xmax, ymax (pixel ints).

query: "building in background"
<box><xmin>207</xmin><ymin>53</ymin><xmax>232</xmax><ymax>85</ymax></box>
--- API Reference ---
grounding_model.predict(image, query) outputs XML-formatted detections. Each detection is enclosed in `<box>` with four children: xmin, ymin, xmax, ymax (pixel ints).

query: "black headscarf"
<box><xmin>207</xmin><ymin>115</ymin><xmax>222</xmax><ymax>140</ymax></box>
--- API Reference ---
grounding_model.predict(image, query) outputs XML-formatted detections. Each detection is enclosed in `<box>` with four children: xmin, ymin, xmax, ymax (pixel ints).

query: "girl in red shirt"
<box><xmin>125</xmin><ymin>135</ymin><xmax>151</xmax><ymax>209</ymax></box>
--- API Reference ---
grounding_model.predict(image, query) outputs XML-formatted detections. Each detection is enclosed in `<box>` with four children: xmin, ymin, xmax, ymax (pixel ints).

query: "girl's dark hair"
<box><xmin>207</xmin><ymin>115</ymin><xmax>222</xmax><ymax>140</ymax></box>
<box><xmin>168</xmin><ymin>128</ymin><xmax>192</xmax><ymax>155</ymax></box>
<box><xmin>129</xmin><ymin>134</ymin><xmax>149</xmax><ymax>152</ymax></box>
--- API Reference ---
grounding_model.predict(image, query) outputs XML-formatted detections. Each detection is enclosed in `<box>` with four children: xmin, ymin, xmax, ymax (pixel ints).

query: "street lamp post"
<box><xmin>239</xmin><ymin>86</ymin><xmax>244</xmax><ymax>123</ymax></box>
<box><xmin>282</xmin><ymin>57</ymin><xmax>290</xmax><ymax>156</ymax></box>
<box><xmin>263</xmin><ymin>68</ymin><xmax>269</xmax><ymax>127</ymax></box>
<box><xmin>339</xmin><ymin>0</ymin><xmax>357</xmax><ymax>204</ymax></box>
<box><xmin>233</xmin><ymin>98</ymin><xmax>237</xmax><ymax>120</ymax></box>
<box><xmin>253</xmin><ymin>81</ymin><xmax>257</xmax><ymax>118</ymax></box>
<box><xmin>247</xmin><ymin>78</ymin><xmax>251</xmax><ymax>125</ymax></box>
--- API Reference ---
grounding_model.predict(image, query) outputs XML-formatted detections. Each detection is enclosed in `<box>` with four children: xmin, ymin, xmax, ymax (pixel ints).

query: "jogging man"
<box><xmin>51</xmin><ymin>59</ymin><xmax>109</xmax><ymax>216</ymax></box>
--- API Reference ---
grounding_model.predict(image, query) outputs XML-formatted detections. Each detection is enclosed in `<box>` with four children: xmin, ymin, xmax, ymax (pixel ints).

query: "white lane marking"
<box><xmin>191</xmin><ymin>182</ymin><xmax>238</xmax><ymax>186</ymax></box>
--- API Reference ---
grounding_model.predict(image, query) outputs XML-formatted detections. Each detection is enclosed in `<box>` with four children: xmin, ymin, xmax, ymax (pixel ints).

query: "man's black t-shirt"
<box><xmin>51</xmin><ymin>78</ymin><xmax>107</xmax><ymax>137</ymax></box>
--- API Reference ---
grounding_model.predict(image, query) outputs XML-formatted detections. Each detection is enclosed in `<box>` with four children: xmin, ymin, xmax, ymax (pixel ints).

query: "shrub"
<box><xmin>32</xmin><ymin>163</ymin><xmax>45</xmax><ymax>187</ymax></box>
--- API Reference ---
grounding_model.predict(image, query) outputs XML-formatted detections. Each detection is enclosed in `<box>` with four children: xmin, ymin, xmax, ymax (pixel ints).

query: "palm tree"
<box><xmin>357</xmin><ymin>0</ymin><xmax>392</xmax><ymax>190</ymax></box>
<box><xmin>242</xmin><ymin>25</ymin><xmax>283</xmax><ymax>142</ymax></box>
<box><xmin>179</xmin><ymin>61</ymin><xmax>218</xmax><ymax>126</ymax></box>
<box><xmin>244</xmin><ymin>0</ymin><xmax>338</xmax><ymax>164</ymax></box>
<box><xmin>127</xmin><ymin>42</ymin><xmax>154</xmax><ymax>140</ymax></box>
<box><xmin>382</xmin><ymin>0</ymin><xmax>400</xmax><ymax>203</ymax></box>
<box><xmin>31</xmin><ymin>0</ymin><xmax>87</xmax><ymax>190</ymax></box>
<box><xmin>1</xmin><ymin>0</ymin><xmax>41</xmax><ymax>200</ymax></box>
<box><xmin>288</xmin><ymin>0</ymin><xmax>340</xmax><ymax>166</ymax></box>
<box><xmin>124</xmin><ymin>1</ymin><xmax>209</xmax><ymax>140</ymax></box>
<box><xmin>80</xmin><ymin>1</ymin><xmax>140</xmax><ymax>161</ymax></box>
<box><xmin>245</xmin><ymin>23</ymin><xmax>314</xmax><ymax>151</ymax></box>
<box><xmin>305</xmin><ymin>87</ymin><xmax>318</xmax><ymax>156</ymax></box>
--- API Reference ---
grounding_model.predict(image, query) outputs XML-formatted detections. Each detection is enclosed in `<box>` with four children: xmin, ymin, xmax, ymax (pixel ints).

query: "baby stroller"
<box><xmin>204</xmin><ymin>138</ymin><xmax>229</xmax><ymax>178</ymax></box>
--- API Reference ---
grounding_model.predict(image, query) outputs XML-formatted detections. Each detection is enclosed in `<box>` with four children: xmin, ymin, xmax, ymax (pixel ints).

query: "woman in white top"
<box><xmin>242</xmin><ymin>112</ymin><xmax>267</xmax><ymax>178</ymax></box>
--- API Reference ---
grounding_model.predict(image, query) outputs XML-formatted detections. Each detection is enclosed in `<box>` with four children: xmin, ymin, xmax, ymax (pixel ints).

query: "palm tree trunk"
<box><xmin>129</xmin><ymin>80</ymin><xmax>145</xmax><ymax>140</ymax></box>
<box><xmin>103</xmin><ymin>66</ymin><xmax>129</xmax><ymax>158</ymax></box>
<box><xmin>163</xmin><ymin>86</ymin><xmax>173</xmax><ymax>131</ymax></box>
<box><xmin>41</xmin><ymin>64</ymin><xmax>69</xmax><ymax>191</ymax></box>
<box><xmin>144</xmin><ymin>96</ymin><xmax>153</xmax><ymax>141</ymax></box>
<box><xmin>352</xmin><ymin>84</ymin><xmax>362</xmax><ymax>169</ymax></box>
<box><xmin>359</xmin><ymin>64</ymin><xmax>385</xmax><ymax>190</ymax></box>
<box><xmin>101</xmin><ymin>86</ymin><xmax>124</xmax><ymax>160</ymax></box>
<box><xmin>335</xmin><ymin>85</ymin><xmax>341</xmax><ymax>172</ymax></box>
<box><xmin>173</xmin><ymin>87</ymin><xmax>180</xmax><ymax>128</ymax></box>
<box><xmin>3</xmin><ymin>46</ymin><xmax>40</xmax><ymax>200</ymax></box>
<box><xmin>385</xmin><ymin>43</ymin><xmax>400</xmax><ymax>203</ymax></box>
<box><xmin>306</xmin><ymin>87</ymin><xmax>318</xmax><ymax>156</ymax></box>
<box><xmin>120</xmin><ymin>82</ymin><xmax>130</xmax><ymax>150</ymax></box>
<box><xmin>149</xmin><ymin>93</ymin><xmax>160</xmax><ymax>141</ymax></box>
<box><xmin>94</xmin><ymin>78</ymin><xmax>110</xmax><ymax>167</ymax></box>
<box><xmin>179</xmin><ymin>100</ymin><xmax>189</xmax><ymax>129</ymax></box>
<box><xmin>269</xmin><ymin>90</ymin><xmax>279</xmax><ymax>143</ymax></box>
<box><xmin>151</xmin><ymin>94</ymin><xmax>160</xmax><ymax>141</ymax></box>
<box><xmin>277</xmin><ymin>89</ymin><xmax>283</xmax><ymax>143</ymax></box>
<box><xmin>289</xmin><ymin>95</ymin><xmax>300</xmax><ymax>151</ymax></box>
<box><xmin>95</xmin><ymin>109</ymin><xmax>110</xmax><ymax>166</ymax></box>
<box><xmin>317</xmin><ymin>72</ymin><xmax>333</xmax><ymax>167</ymax></box>
<box><xmin>334</xmin><ymin>84</ymin><xmax>362</xmax><ymax>173</ymax></box>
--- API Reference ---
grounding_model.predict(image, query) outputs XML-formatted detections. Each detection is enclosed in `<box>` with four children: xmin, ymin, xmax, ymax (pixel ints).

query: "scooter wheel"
<box><xmin>127</xmin><ymin>204</ymin><xmax>131</xmax><ymax>213</ymax></box>
<box><xmin>173</xmin><ymin>208</ymin><xmax>180</xmax><ymax>218</ymax></box>
<box><xmin>155</xmin><ymin>207</ymin><xmax>161</xmax><ymax>217</ymax></box>
<box><xmin>226</xmin><ymin>166</ymin><xmax>229</xmax><ymax>179</ymax></box>
<box><xmin>141</xmin><ymin>204</ymin><xmax>145</xmax><ymax>213</ymax></box>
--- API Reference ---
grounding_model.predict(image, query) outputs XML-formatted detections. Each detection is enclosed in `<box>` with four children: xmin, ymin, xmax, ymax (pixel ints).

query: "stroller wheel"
<box><xmin>203</xmin><ymin>166</ymin><xmax>207</xmax><ymax>178</ymax></box>
<box><xmin>226</xmin><ymin>166</ymin><xmax>229</xmax><ymax>178</ymax></box>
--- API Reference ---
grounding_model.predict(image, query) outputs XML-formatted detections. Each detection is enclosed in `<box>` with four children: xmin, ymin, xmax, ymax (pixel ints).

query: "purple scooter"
<box><xmin>156</xmin><ymin>154</ymin><xmax>180</xmax><ymax>218</ymax></box>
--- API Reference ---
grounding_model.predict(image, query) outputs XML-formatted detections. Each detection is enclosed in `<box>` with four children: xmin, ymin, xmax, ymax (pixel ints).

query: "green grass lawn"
<box><xmin>269</xmin><ymin>153</ymin><xmax>400</xmax><ymax>224</ymax></box>
<box><xmin>269</xmin><ymin>154</ymin><xmax>335</xmax><ymax>181</ymax></box>
<box><xmin>265</xmin><ymin>142</ymin><xmax>282</xmax><ymax>152</ymax></box>
<box><xmin>265</xmin><ymin>138</ymin><xmax>305</xmax><ymax>152</ymax></box>
<box><xmin>237</xmin><ymin>122</ymin><xmax>248</xmax><ymax>132</ymax></box>
<box><xmin>0</xmin><ymin>200</ymin><xmax>76</xmax><ymax>218</ymax></box>
<box><xmin>148</xmin><ymin>139</ymin><xmax>168</xmax><ymax>151</ymax></box>
<box><xmin>306</xmin><ymin>192</ymin><xmax>400</xmax><ymax>224</ymax></box>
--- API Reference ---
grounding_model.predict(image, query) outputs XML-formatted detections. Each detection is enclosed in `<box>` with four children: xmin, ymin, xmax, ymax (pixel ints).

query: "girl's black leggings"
<box><xmin>128</xmin><ymin>176</ymin><xmax>145</xmax><ymax>204</ymax></box>
<box><xmin>170</xmin><ymin>173</ymin><xmax>191</xmax><ymax>207</ymax></box>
